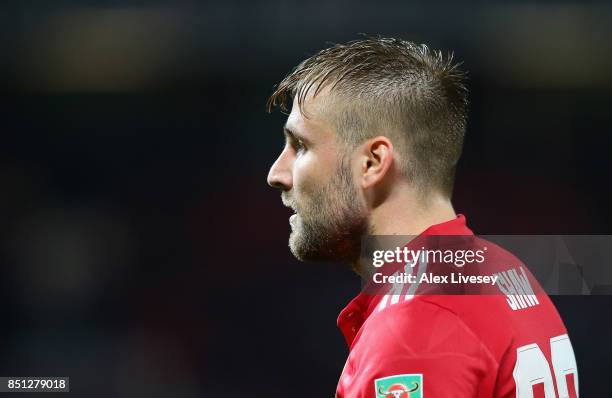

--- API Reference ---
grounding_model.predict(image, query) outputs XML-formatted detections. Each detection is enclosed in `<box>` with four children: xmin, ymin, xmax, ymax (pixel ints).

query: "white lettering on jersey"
<box><xmin>493</xmin><ymin>266</ymin><xmax>540</xmax><ymax>310</ymax></box>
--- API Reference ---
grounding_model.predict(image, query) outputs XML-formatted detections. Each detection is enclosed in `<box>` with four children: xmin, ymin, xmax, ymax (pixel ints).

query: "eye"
<box><xmin>291</xmin><ymin>138</ymin><xmax>306</xmax><ymax>153</ymax></box>
<box><xmin>295</xmin><ymin>139</ymin><xmax>306</xmax><ymax>151</ymax></box>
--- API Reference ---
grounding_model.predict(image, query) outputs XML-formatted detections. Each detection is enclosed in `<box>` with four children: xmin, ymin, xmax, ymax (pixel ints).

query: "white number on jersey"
<box><xmin>513</xmin><ymin>334</ymin><xmax>578</xmax><ymax>397</ymax></box>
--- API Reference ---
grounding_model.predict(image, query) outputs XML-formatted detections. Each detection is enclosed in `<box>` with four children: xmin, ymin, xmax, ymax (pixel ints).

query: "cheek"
<box><xmin>292</xmin><ymin>153</ymin><xmax>319</xmax><ymax>194</ymax></box>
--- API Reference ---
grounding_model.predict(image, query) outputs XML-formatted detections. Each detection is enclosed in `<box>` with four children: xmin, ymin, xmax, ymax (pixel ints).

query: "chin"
<box><xmin>288</xmin><ymin>235</ymin><xmax>310</xmax><ymax>262</ymax></box>
<box><xmin>288</xmin><ymin>233</ymin><xmax>306</xmax><ymax>261</ymax></box>
<box><xmin>289</xmin><ymin>238</ymin><xmax>336</xmax><ymax>263</ymax></box>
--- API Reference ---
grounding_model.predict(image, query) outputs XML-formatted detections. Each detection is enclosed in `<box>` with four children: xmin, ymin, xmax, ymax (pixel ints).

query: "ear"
<box><xmin>359</xmin><ymin>136</ymin><xmax>394</xmax><ymax>189</ymax></box>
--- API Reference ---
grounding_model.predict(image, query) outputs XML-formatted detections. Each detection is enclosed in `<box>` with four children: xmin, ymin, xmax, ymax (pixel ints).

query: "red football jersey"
<box><xmin>336</xmin><ymin>215</ymin><xmax>578</xmax><ymax>398</ymax></box>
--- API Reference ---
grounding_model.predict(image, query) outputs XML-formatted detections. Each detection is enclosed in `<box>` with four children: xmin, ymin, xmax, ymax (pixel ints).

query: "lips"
<box><xmin>282</xmin><ymin>194</ymin><xmax>298</xmax><ymax>226</ymax></box>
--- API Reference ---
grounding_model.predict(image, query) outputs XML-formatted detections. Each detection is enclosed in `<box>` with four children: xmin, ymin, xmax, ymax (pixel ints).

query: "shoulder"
<box><xmin>355</xmin><ymin>297</ymin><xmax>501</xmax><ymax>366</ymax></box>
<box><xmin>345</xmin><ymin>298</ymin><xmax>501</xmax><ymax>397</ymax></box>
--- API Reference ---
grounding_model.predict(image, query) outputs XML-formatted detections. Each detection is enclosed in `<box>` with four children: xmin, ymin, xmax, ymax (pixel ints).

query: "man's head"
<box><xmin>266</xmin><ymin>37</ymin><xmax>468</xmax><ymax>264</ymax></box>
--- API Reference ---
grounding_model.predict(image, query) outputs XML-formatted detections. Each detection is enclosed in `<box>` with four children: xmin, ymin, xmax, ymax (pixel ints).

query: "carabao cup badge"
<box><xmin>374</xmin><ymin>374</ymin><xmax>422</xmax><ymax>398</ymax></box>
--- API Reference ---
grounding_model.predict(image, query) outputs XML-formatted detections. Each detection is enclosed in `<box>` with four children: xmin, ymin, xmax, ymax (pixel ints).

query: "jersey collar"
<box><xmin>337</xmin><ymin>214</ymin><xmax>473</xmax><ymax>347</ymax></box>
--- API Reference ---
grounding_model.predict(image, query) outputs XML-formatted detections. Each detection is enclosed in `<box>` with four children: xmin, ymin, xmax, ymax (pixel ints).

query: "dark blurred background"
<box><xmin>1</xmin><ymin>1</ymin><xmax>611</xmax><ymax>396</ymax></box>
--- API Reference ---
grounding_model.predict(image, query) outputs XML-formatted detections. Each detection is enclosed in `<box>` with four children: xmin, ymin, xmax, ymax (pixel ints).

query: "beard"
<box><xmin>282</xmin><ymin>156</ymin><xmax>369</xmax><ymax>264</ymax></box>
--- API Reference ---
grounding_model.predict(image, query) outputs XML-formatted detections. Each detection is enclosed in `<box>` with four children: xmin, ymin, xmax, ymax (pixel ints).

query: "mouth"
<box><xmin>289</xmin><ymin>213</ymin><xmax>297</xmax><ymax>225</ymax></box>
<box><xmin>281</xmin><ymin>195</ymin><xmax>298</xmax><ymax>220</ymax></box>
<box><xmin>281</xmin><ymin>193</ymin><xmax>302</xmax><ymax>229</ymax></box>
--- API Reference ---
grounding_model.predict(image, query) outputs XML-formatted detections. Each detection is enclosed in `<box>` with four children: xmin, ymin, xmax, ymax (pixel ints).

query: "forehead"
<box><xmin>285</xmin><ymin>87</ymin><xmax>337</xmax><ymax>139</ymax></box>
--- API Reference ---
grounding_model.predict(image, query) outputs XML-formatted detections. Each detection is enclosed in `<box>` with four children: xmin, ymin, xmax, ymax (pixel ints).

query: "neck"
<box><xmin>353</xmin><ymin>185</ymin><xmax>457</xmax><ymax>278</ymax></box>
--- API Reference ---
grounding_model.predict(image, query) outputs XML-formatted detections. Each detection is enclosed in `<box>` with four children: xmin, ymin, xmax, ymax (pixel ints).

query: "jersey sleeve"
<box><xmin>338</xmin><ymin>299</ymin><xmax>499</xmax><ymax>398</ymax></box>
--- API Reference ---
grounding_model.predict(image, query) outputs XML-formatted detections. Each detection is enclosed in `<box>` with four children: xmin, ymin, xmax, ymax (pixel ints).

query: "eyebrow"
<box><xmin>283</xmin><ymin>125</ymin><xmax>308</xmax><ymax>143</ymax></box>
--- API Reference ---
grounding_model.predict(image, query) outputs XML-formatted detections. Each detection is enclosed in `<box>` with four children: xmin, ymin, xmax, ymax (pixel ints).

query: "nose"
<box><xmin>267</xmin><ymin>145</ymin><xmax>293</xmax><ymax>190</ymax></box>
